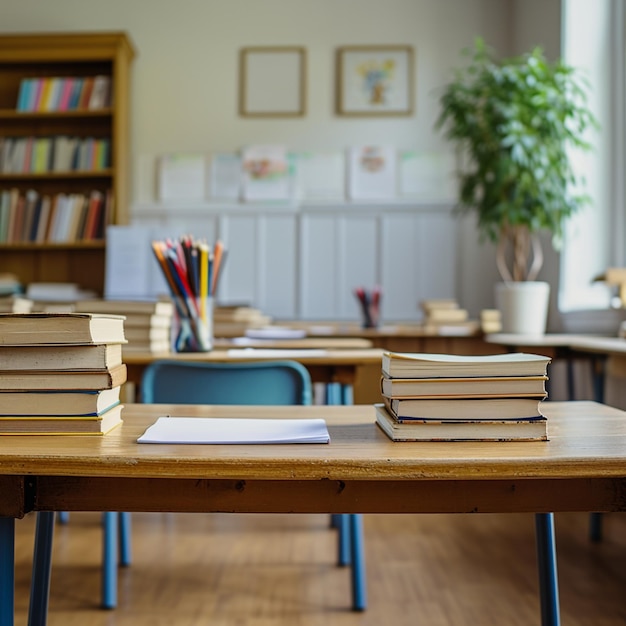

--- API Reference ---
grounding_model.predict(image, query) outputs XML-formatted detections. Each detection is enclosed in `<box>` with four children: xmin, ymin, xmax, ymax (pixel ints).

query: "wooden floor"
<box><xmin>12</xmin><ymin>510</ymin><xmax>626</xmax><ymax>626</ymax></box>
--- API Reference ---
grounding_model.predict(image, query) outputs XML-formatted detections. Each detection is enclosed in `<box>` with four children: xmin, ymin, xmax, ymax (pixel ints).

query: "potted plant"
<box><xmin>436</xmin><ymin>38</ymin><xmax>597</xmax><ymax>334</ymax></box>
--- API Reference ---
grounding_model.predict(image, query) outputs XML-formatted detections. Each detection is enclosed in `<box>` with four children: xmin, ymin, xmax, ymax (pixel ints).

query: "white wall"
<box><xmin>2</xmin><ymin>0</ymin><xmax>565</xmax><ymax>318</ymax></box>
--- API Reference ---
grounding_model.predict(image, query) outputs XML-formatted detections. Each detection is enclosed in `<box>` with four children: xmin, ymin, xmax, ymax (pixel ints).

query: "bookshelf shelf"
<box><xmin>0</xmin><ymin>32</ymin><xmax>134</xmax><ymax>294</ymax></box>
<box><xmin>0</xmin><ymin>241</ymin><xmax>105</xmax><ymax>251</ymax></box>
<box><xmin>0</xmin><ymin>109</ymin><xmax>113</xmax><ymax>120</ymax></box>
<box><xmin>0</xmin><ymin>170</ymin><xmax>114</xmax><ymax>181</ymax></box>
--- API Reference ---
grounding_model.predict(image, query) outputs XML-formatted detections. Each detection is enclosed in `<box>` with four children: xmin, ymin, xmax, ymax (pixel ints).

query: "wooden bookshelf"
<box><xmin>0</xmin><ymin>32</ymin><xmax>135</xmax><ymax>295</ymax></box>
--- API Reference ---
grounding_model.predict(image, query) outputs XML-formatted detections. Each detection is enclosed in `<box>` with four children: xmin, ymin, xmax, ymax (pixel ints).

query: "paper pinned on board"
<box><xmin>137</xmin><ymin>416</ymin><xmax>330</xmax><ymax>444</ymax></box>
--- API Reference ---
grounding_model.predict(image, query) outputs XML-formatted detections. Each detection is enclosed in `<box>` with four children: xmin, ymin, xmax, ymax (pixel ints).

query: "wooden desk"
<box><xmin>123</xmin><ymin>348</ymin><xmax>385</xmax><ymax>405</ymax></box>
<box><xmin>212</xmin><ymin>337</ymin><xmax>374</xmax><ymax>350</ymax></box>
<box><xmin>278</xmin><ymin>321</ymin><xmax>495</xmax><ymax>354</ymax></box>
<box><xmin>2</xmin><ymin>401</ymin><xmax>626</xmax><ymax>626</ymax></box>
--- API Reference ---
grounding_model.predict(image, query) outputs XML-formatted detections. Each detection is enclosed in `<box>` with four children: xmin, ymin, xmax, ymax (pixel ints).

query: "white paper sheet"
<box><xmin>137</xmin><ymin>416</ymin><xmax>330</xmax><ymax>444</ymax></box>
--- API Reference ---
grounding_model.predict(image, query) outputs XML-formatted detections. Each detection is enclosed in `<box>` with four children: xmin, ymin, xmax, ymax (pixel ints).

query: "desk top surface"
<box><xmin>0</xmin><ymin>402</ymin><xmax>624</xmax><ymax>481</ymax></box>
<box><xmin>123</xmin><ymin>348</ymin><xmax>385</xmax><ymax>366</ymax></box>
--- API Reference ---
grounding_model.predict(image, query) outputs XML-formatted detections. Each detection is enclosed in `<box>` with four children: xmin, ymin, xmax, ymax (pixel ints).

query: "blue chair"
<box><xmin>140</xmin><ymin>359</ymin><xmax>366</xmax><ymax>610</ymax></box>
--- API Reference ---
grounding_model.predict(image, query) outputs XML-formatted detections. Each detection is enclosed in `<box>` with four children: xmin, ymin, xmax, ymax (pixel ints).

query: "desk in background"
<box><xmin>3</xmin><ymin>401</ymin><xmax>626</xmax><ymax>626</ymax></box>
<box><xmin>123</xmin><ymin>348</ymin><xmax>385</xmax><ymax>405</ymax></box>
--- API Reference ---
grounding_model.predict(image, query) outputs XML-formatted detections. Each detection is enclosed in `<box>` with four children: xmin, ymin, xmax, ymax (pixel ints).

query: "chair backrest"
<box><xmin>140</xmin><ymin>359</ymin><xmax>312</xmax><ymax>406</ymax></box>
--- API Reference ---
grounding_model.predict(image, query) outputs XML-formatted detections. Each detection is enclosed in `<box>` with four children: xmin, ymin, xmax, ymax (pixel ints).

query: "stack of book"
<box><xmin>213</xmin><ymin>305</ymin><xmax>272</xmax><ymax>338</ymax></box>
<box><xmin>419</xmin><ymin>299</ymin><xmax>478</xmax><ymax>336</ymax></box>
<box><xmin>0</xmin><ymin>313</ymin><xmax>127</xmax><ymax>435</ymax></box>
<box><xmin>74</xmin><ymin>299</ymin><xmax>174</xmax><ymax>354</ymax></box>
<box><xmin>376</xmin><ymin>351</ymin><xmax>551</xmax><ymax>441</ymax></box>
<box><xmin>0</xmin><ymin>295</ymin><xmax>33</xmax><ymax>313</ymax></box>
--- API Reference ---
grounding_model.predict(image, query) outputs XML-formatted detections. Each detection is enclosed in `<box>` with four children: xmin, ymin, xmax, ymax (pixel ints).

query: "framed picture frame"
<box><xmin>239</xmin><ymin>46</ymin><xmax>306</xmax><ymax>117</ymax></box>
<box><xmin>336</xmin><ymin>45</ymin><xmax>414</xmax><ymax>116</ymax></box>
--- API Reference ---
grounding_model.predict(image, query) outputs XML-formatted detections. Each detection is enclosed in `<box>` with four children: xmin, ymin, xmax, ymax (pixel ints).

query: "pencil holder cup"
<box><xmin>174</xmin><ymin>296</ymin><xmax>213</xmax><ymax>353</ymax></box>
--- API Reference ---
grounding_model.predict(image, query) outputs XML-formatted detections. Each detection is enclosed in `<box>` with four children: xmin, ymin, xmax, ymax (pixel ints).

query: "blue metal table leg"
<box><xmin>535</xmin><ymin>513</ymin><xmax>560</xmax><ymax>626</ymax></box>
<box><xmin>28</xmin><ymin>512</ymin><xmax>55</xmax><ymax>626</ymax></box>
<box><xmin>0</xmin><ymin>516</ymin><xmax>15</xmax><ymax>626</ymax></box>
<box><xmin>119</xmin><ymin>512</ymin><xmax>132</xmax><ymax>566</ymax></box>
<box><xmin>337</xmin><ymin>513</ymin><xmax>351</xmax><ymax>566</ymax></box>
<box><xmin>57</xmin><ymin>512</ymin><xmax>69</xmax><ymax>525</ymax></box>
<box><xmin>102</xmin><ymin>511</ymin><xmax>118</xmax><ymax>609</ymax></box>
<box><xmin>349</xmin><ymin>513</ymin><xmax>367</xmax><ymax>611</ymax></box>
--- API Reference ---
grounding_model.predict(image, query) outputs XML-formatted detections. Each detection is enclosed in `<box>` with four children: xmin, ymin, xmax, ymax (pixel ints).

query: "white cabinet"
<box><xmin>131</xmin><ymin>202</ymin><xmax>457</xmax><ymax>321</ymax></box>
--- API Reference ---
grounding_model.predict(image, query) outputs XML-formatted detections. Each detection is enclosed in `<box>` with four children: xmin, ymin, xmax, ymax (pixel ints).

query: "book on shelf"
<box><xmin>74</xmin><ymin>298</ymin><xmax>175</xmax><ymax>317</ymax></box>
<box><xmin>0</xmin><ymin>386</ymin><xmax>121</xmax><ymax>416</ymax></box>
<box><xmin>88</xmin><ymin>75</ymin><xmax>112</xmax><ymax>110</ymax></box>
<box><xmin>0</xmin><ymin>313</ymin><xmax>126</xmax><ymax>346</ymax></box>
<box><xmin>382</xmin><ymin>395</ymin><xmax>546</xmax><ymax>421</ymax></box>
<box><xmin>0</xmin><ymin>404</ymin><xmax>123</xmax><ymax>435</ymax></box>
<box><xmin>374</xmin><ymin>403</ymin><xmax>548</xmax><ymax>442</ymax></box>
<box><xmin>381</xmin><ymin>352</ymin><xmax>551</xmax><ymax>379</ymax></box>
<box><xmin>0</xmin><ymin>343</ymin><xmax>123</xmax><ymax>371</ymax></box>
<box><xmin>380</xmin><ymin>375</ymin><xmax>548</xmax><ymax>399</ymax></box>
<box><xmin>0</xmin><ymin>363</ymin><xmax>127</xmax><ymax>391</ymax></box>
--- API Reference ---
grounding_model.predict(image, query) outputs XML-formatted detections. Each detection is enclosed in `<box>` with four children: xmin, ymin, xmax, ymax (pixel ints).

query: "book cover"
<box><xmin>74</xmin><ymin>299</ymin><xmax>175</xmax><ymax>317</ymax></box>
<box><xmin>0</xmin><ymin>386</ymin><xmax>121</xmax><ymax>416</ymax></box>
<box><xmin>381</xmin><ymin>352</ymin><xmax>551</xmax><ymax>379</ymax></box>
<box><xmin>381</xmin><ymin>375</ymin><xmax>548</xmax><ymax>399</ymax></box>
<box><xmin>0</xmin><ymin>363</ymin><xmax>127</xmax><ymax>391</ymax></box>
<box><xmin>0</xmin><ymin>403</ymin><xmax>123</xmax><ymax>435</ymax></box>
<box><xmin>0</xmin><ymin>343</ymin><xmax>123</xmax><ymax>371</ymax></box>
<box><xmin>375</xmin><ymin>404</ymin><xmax>548</xmax><ymax>442</ymax></box>
<box><xmin>0</xmin><ymin>313</ymin><xmax>127</xmax><ymax>346</ymax></box>
<box><xmin>383</xmin><ymin>395</ymin><xmax>545</xmax><ymax>421</ymax></box>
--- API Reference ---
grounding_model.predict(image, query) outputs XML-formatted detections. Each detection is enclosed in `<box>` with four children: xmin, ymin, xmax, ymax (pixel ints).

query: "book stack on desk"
<box><xmin>213</xmin><ymin>305</ymin><xmax>272</xmax><ymax>338</ymax></box>
<box><xmin>419</xmin><ymin>299</ymin><xmax>478</xmax><ymax>336</ymax></box>
<box><xmin>74</xmin><ymin>299</ymin><xmax>174</xmax><ymax>354</ymax></box>
<box><xmin>376</xmin><ymin>351</ymin><xmax>551</xmax><ymax>441</ymax></box>
<box><xmin>0</xmin><ymin>313</ymin><xmax>127</xmax><ymax>434</ymax></box>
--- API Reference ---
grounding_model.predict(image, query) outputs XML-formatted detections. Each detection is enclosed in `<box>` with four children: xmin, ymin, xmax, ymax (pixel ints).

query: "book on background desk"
<box><xmin>0</xmin><ymin>313</ymin><xmax>126</xmax><ymax>346</ymax></box>
<box><xmin>381</xmin><ymin>352</ymin><xmax>551</xmax><ymax>379</ymax></box>
<box><xmin>74</xmin><ymin>299</ymin><xmax>175</xmax><ymax>317</ymax></box>
<box><xmin>381</xmin><ymin>375</ymin><xmax>548</xmax><ymax>398</ymax></box>
<box><xmin>0</xmin><ymin>403</ymin><xmax>123</xmax><ymax>435</ymax></box>
<box><xmin>0</xmin><ymin>343</ymin><xmax>123</xmax><ymax>371</ymax></box>
<box><xmin>137</xmin><ymin>416</ymin><xmax>330</xmax><ymax>444</ymax></box>
<box><xmin>0</xmin><ymin>386</ymin><xmax>120</xmax><ymax>416</ymax></box>
<box><xmin>0</xmin><ymin>363</ymin><xmax>127</xmax><ymax>391</ymax></box>
<box><xmin>383</xmin><ymin>395</ymin><xmax>545</xmax><ymax>421</ymax></box>
<box><xmin>375</xmin><ymin>403</ymin><xmax>548</xmax><ymax>442</ymax></box>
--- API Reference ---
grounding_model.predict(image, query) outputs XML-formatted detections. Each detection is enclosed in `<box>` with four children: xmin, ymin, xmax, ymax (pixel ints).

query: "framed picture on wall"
<box><xmin>336</xmin><ymin>45</ymin><xmax>414</xmax><ymax>116</ymax></box>
<box><xmin>239</xmin><ymin>46</ymin><xmax>306</xmax><ymax>117</ymax></box>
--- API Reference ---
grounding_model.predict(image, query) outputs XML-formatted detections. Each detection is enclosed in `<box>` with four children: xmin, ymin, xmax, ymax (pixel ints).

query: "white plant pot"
<box><xmin>495</xmin><ymin>281</ymin><xmax>550</xmax><ymax>335</ymax></box>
